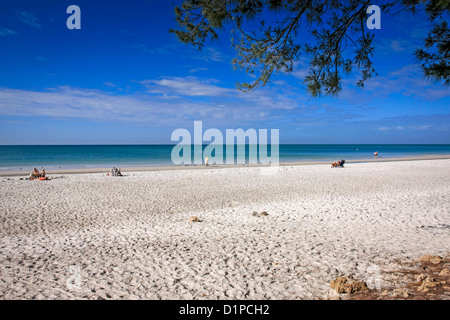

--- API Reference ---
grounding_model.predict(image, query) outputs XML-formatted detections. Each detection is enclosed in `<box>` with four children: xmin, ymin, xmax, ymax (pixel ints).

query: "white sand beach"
<box><xmin>0</xmin><ymin>159</ymin><xmax>449</xmax><ymax>299</ymax></box>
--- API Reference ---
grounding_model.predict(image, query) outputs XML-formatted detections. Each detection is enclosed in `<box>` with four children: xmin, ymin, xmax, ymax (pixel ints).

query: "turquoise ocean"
<box><xmin>0</xmin><ymin>144</ymin><xmax>449</xmax><ymax>171</ymax></box>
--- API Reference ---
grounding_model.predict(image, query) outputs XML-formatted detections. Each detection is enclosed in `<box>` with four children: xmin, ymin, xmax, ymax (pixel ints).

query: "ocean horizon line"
<box><xmin>1</xmin><ymin>143</ymin><xmax>450</xmax><ymax>147</ymax></box>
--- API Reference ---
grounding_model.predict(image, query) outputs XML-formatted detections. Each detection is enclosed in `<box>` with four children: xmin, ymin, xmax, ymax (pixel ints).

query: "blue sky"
<box><xmin>0</xmin><ymin>0</ymin><xmax>448</xmax><ymax>144</ymax></box>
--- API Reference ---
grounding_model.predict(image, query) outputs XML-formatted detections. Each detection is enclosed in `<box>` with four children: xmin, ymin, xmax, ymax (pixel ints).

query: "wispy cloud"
<box><xmin>377</xmin><ymin>125</ymin><xmax>430</xmax><ymax>131</ymax></box>
<box><xmin>290</xmin><ymin>58</ymin><xmax>310</xmax><ymax>80</ymax></box>
<box><xmin>140</xmin><ymin>77</ymin><xmax>234</xmax><ymax>97</ymax></box>
<box><xmin>36</xmin><ymin>56</ymin><xmax>49</xmax><ymax>62</ymax></box>
<box><xmin>1</xmin><ymin>85</ymin><xmax>446</xmax><ymax>143</ymax></box>
<box><xmin>0</xmin><ymin>28</ymin><xmax>17</xmax><ymax>37</ymax></box>
<box><xmin>0</xmin><ymin>86</ymin><xmax>188</xmax><ymax>125</ymax></box>
<box><xmin>139</xmin><ymin>76</ymin><xmax>300</xmax><ymax>111</ymax></box>
<box><xmin>130</xmin><ymin>42</ymin><xmax>180</xmax><ymax>55</ymax></box>
<box><xmin>188</xmin><ymin>67</ymin><xmax>208</xmax><ymax>73</ymax></box>
<box><xmin>195</xmin><ymin>48</ymin><xmax>228</xmax><ymax>62</ymax></box>
<box><xmin>390</xmin><ymin>40</ymin><xmax>406</xmax><ymax>52</ymax></box>
<box><xmin>118</xmin><ymin>29</ymin><xmax>134</xmax><ymax>37</ymax></box>
<box><xmin>0</xmin><ymin>85</ymin><xmax>298</xmax><ymax>127</ymax></box>
<box><xmin>365</xmin><ymin>64</ymin><xmax>450</xmax><ymax>99</ymax></box>
<box><xmin>130</xmin><ymin>42</ymin><xmax>154</xmax><ymax>53</ymax></box>
<box><xmin>17</xmin><ymin>11</ymin><xmax>41</xmax><ymax>28</ymax></box>
<box><xmin>103</xmin><ymin>82</ymin><xmax>117</xmax><ymax>88</ymax></box>
<box><xmin>376</xmin><ymin>38</ymin><xmax>412</xmax><ymax>55</ymax></box>
<box><xmin>370</xmin><ymin>113</ymin><xmax>450</xmax><ymax>135</ymax></box>
<box><xmin>337</xmin><ymin>64</ymin><xmax>450</xmax><ymax>103</ymax></box>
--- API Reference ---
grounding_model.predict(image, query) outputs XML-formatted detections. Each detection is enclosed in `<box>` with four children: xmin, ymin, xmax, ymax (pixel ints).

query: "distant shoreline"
<box><xmin>1</xmin><ymin>154</ymin><xmax>450</xmax><ymax>177</ymax></box>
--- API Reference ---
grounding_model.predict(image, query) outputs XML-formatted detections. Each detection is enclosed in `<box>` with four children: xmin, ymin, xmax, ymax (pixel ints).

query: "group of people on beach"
<box><xmin>30</xmin><ymin>167</ymin><xmax>45</xmax><ymax>179</ymax></box>
<box><xmin>331</xmin><ymin>159</ymin><xmax>345</xmax><ymax>168</ymax></box>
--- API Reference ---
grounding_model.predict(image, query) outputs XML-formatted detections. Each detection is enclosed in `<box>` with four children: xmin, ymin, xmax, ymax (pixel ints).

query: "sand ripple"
<box><xmin>1</xmin><ymin>160</ymin><xmax>449</xmax><ymax>299</ymax></box>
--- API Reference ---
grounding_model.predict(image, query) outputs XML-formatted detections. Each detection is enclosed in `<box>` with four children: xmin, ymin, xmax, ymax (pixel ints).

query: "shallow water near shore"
<box><xmin>1</xmin><ymin>144</ymin><xmax>450</xmax><ymax>171</ymax></box>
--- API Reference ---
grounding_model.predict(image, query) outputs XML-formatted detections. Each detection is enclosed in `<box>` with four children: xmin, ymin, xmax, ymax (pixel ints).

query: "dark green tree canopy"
<box><xmin>170</xmin><ymin>0</ymin><xmax>449</xmax><ymax>97</ymax></box>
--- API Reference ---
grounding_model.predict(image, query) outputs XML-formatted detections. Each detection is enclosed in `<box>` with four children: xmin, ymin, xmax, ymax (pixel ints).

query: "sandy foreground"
<box><xmin>0</xmin><ymin>159</ymin><xmax>449</xmax><ymax>299</ymax></box>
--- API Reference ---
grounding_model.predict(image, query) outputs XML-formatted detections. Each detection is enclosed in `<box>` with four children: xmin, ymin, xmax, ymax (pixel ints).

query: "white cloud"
<box><xmin>377</xmin><ymin>124</ymin><xmax>431</xmax><ymax>132</ymax></box>
<box><xmin>410</xmin><ymin>125</ymin><xmax>430</xmax><ymax>130</ymax></box>
<box><xmin>131</xmin><ymin>42</ymin><xmax>183</xmax><ymax>55</ymax></box>
<box><xmin>0</xmin><ymin>84</ymin><xmax>300</xmax><ymax>127</ymax></box>
<box><xmin>139</xmin><ymin>76</ymin><xmax>300</xmax><ymax>111</ymax></box>
<box><xmin>117</xmin><ymin>29</ymin><xmax>134</xmax><ymax>37</ymax></box>
<box><xmin>130</xmin><ymin>42</ymin><xmax>154</xmax><ymax>54</ymax></box>
<box><xmin>36</xmin><ymin>56</ymin><xmax>49</xmax><ymax>62</ymax></box>
<box><xmin>348</xmin><ymin>64</ymin><xmax>450</xmax><ymax>100</ymax></box>
<box><xmin>390</xmin><ymin>40</ymin><xmax>405</xmax><ymax>52</ymax></box>
<box><xmin>17</xmin><ymin>11</ymin><xmax>41</xmax><ymax>28</ymax></box>
<box><xmin>196</xmin><ymin>48</ymin><xmax>228</xmax><ymax>62</ymax></box>
<box><xmin>0</xmin><ymin>87</ymin><xmax>178</xmax><ymax>124</ymax></box>
<box><xmin>0</xmin><ymin>28</ymin><xmax>17</xmax><ymax>37</ymax></box>
<box><xmin>188</xmin><ymin>67</ymin><xmax>208</xmax><ymax>73</ymax></box>
<box><xmin>290</xmin><ymin>59</ymin><xmax>310</xmax><ymax>80</ymax></box>
<box><xmin>140</xmin><ymin>77</ymin><xmax>234</xmax><ymax>97</ymax></box>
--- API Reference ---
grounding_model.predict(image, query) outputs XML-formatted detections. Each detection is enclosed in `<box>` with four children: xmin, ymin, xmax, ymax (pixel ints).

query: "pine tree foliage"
<box><xmin>170</xmin><ymin>0</ymin><xmax>449</xmax><ymax>97</ymax></box>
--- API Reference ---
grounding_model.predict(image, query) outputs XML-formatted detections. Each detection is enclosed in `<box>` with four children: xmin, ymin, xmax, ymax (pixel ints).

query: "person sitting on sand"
<box><xmin>30</xmin><ymin>167</ymin><xmax>40</xmax><ymax>178</ymax></box>
<box><xmin>110</xmin><ymin>167</ymin><xmax>123</xmax><ymax>176</ymax></box>
<box><xmin>40</xmin><ymin>169</ymin><xmax>46</xmax><ymax>178</ymax></box>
